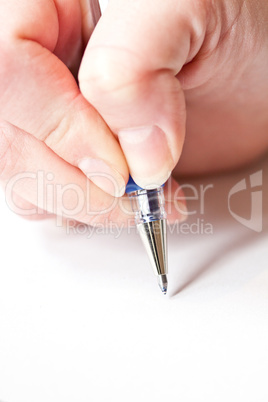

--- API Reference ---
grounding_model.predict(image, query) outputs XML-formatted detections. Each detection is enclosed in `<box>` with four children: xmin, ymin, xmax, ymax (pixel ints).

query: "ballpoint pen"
<box><xmin>126</xmin><ymin>177</ymin><xmax>168</xmax><ymax>295</ymax></box>
<box><xmin>93</xmin><ymin>0</ymin><xmax>168</xmax><ymax>294</ymax></box>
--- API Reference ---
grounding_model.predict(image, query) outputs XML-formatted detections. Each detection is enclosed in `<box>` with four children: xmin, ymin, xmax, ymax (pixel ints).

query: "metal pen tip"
<box><xmin>158</xmin><ymin>274</ymin><xmax>168</xmax><ymax>295</ymax></box>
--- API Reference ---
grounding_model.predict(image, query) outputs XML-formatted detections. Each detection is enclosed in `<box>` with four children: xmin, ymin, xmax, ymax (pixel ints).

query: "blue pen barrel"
<box><xmin>125</xmin><ymin>175</ymin><xmax>143</xmax><ymax>194</ymax></box>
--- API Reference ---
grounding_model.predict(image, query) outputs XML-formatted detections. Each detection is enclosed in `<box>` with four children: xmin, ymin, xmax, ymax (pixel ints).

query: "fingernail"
<box><xmin>78</xmin><ymin>158</ymin><xmax>126</xmax><ymax>197</ymax></box>
<box><xmin>118</xmin><ymin>125</ymin><xmax>173</xmax><ymax>189</ymax></box>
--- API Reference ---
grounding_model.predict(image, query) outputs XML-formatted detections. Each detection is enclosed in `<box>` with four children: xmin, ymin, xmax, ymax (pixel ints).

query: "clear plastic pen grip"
<box><xmin>128</xmin><ymin>187</ymin><xmax>166</xmax><ymax>225</ymax></box>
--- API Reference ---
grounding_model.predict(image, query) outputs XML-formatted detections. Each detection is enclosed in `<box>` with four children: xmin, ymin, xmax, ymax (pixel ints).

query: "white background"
<box><xmin>0</xmin><ymin>153</ymin><xmax>267</xmax><ymax>402</ymax></box>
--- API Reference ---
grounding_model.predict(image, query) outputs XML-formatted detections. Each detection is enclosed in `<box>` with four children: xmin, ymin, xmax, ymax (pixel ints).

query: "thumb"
<box><xmin>79</xmin><ymin>0</ymin><xmax>206</xmax><ymax>188</ymax></box>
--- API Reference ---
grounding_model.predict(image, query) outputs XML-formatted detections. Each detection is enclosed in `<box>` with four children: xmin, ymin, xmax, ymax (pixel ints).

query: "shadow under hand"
<box><xmin>170</xmin><ymin>153</ymin><xmax>268</xmax><ymax>297</ymax></box>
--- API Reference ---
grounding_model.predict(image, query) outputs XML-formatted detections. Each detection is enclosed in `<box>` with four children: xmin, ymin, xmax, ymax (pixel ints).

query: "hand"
<box><xmin>79</xmin><ymin>0</ymin><xmax>268</xmax><ymax>185</ymax></box>
<box><xmin>0</xmin><ymin>0</ymin><xmax>186</xmax><ymax>225</ymax></box>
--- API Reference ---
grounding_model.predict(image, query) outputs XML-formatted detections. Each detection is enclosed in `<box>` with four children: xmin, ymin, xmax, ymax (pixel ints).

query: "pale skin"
<box><xmin>0</xmin><ymin>0</ymin><xmax>267</xmax><ymax>225</ymax></box>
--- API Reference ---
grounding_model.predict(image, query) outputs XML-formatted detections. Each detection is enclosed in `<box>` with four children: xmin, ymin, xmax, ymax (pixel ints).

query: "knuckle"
<box><xmin>43</xmin><ymin>114</ymin><xmax>72</xmax><ymax>153</ymax></box>
<box><xmin>79</xmin><ymin>47</ymin><xmax>142</xmax><ymax>100</ymax></box>
<box><xmin>0</xmin><ymin>120</ymin><xmax>24</xmax><ymax>181</ymax></box>
<box><xmin>0</xmin><ymin>3</ymin><xmax>58</xmax><ymax>50</ymax></box>
<box><xmin>44</xmin><ymin>94</ymin><xmax>88</xmax><ymax>155</ymax></box>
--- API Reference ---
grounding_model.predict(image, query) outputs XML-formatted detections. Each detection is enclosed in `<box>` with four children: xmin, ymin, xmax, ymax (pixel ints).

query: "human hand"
<box><xmin>79</xmin><ymin>0</ymin><xmax>268</xmax><ymax>185</ymax></box>
<box><xmin>0</xmin><ymin>0</ymin><xmax>186</xmax><ymax>225</ymax></box>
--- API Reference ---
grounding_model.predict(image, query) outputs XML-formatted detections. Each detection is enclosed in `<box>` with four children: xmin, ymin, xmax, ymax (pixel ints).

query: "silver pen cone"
<box><xmin>158</xmin><ymin>274</ymin><xmax>168</xmax><ymax>295</ymax></box>
<box><xmin>127</xmin><ymin>186</ymin><xmax>168</xmax><ymax>294</ymax></box>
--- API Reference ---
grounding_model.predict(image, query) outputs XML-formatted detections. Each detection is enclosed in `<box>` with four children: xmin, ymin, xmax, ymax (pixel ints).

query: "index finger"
<box><xmin>0</xmin><ymin>0</ymin><xmax>128</xmax><ymax>197</ymax></box>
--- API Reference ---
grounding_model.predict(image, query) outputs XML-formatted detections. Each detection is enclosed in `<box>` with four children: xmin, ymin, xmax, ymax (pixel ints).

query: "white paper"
<box><xmin>0</xmin><ymin>153</ymin><xmax>267</xmax><ymax>402</ymax></box>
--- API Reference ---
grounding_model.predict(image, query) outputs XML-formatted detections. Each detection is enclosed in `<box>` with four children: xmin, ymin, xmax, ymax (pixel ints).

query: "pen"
<box><xmin>93</xmin><ymin>0</ymin><xmax>168</xmax><ymax>294</ymax></box>
<box><xmin>126</xmin><ymin>177</ymin><xmax>168</xmax><ymax>294</ymax></box>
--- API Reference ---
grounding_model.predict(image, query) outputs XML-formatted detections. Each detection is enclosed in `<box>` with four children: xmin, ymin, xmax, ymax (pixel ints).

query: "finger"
<box><xmin>7</xmin><ymin>192</ymin><xmax>53</xmax><ymax>220</ymax></box>
<box><xmin>79</xmin><ymin>0</ymin><xmax>207</xmax><ymax>188</ymax></box>
<box><xmin>0</xmin><ymin>121</ymin><xmax>186</xmax><ymax>225</ymax></box>
<box><xmin>0</xmin><ymin>0</ymin><xmax>127</xmax><ymax>197</ymax></box>
<box><xmin>0</xmin><ymin>120</ymin><xmax>131</xmax><ymax>226</ymax></box>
